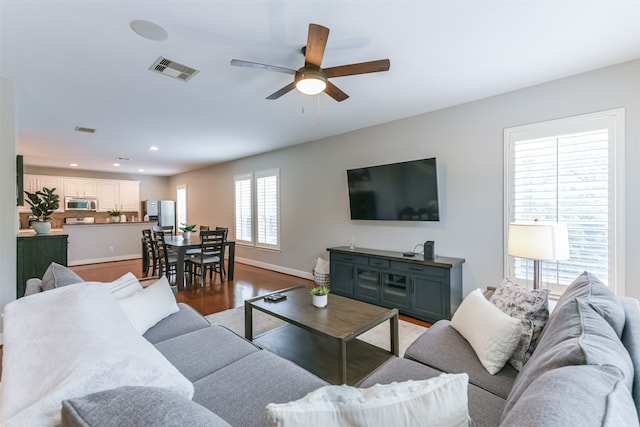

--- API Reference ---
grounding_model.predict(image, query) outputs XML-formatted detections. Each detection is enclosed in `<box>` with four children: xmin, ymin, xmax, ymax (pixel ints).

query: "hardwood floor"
<box><xmin>69</xmin><ymin>259</ymin><xmax>431</xmax><ymax>326</ymax></box>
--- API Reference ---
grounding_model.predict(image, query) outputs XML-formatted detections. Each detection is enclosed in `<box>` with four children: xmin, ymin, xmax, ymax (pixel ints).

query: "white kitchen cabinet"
<box><xmin>64</xmin><ymin>179</ymin><xmax>97</xmax><ymax>197</ymax></box>
<box><xmin>97</xmin><ymin>180</ymin><xmax>139</xmax><ymax>213</ymax></box>
<box><xmin>21</xmin><ymin>175</ymin><xmax>64</xmax><ymax>213</ymax></box>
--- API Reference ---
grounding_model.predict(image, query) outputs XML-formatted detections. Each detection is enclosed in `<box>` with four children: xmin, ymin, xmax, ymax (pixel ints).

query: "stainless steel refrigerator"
<box><xmin>143</xmin><ymin>200</ymin><xmax>175</xmax><ymax>228</ymax></box>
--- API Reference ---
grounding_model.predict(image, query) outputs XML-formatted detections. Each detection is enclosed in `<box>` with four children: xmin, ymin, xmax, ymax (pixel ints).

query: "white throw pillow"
<box><xmin>451</xmin><ymin>288</ymin><xmax>522</xmax><ymax>375</ymax></box>
<box><xmin>266</xmin><ymin>373</ymin><xmax>469</xmax><ymax>427</ymax></box>
<box><xmin>103</xmin><ymin>272</ymin><xmax>143</xmax><ymax>299</ymax></box>
<box><xmin>117</xmin><ymin>276</ymin><xmax>179</xmax><ymax>334</ymax></box>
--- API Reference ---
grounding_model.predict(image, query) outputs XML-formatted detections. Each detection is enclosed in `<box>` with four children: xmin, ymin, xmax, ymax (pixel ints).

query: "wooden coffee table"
<box><xmin>245</xmin><ymin>286</ymin><xmax>399</xmax><ymax>385</ymax></box>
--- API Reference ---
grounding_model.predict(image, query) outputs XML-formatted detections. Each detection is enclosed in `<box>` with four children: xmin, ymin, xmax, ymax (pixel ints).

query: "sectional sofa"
<box><xmin>2</xmin><ymin>268</ymin><xmax>639</xmax><ymax>426</ymax></box>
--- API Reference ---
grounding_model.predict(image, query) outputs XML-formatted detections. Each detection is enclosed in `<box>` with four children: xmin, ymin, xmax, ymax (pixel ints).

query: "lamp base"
<box><xmin>533</xmin><ymin>259</ymin><xmax>542</xmax><ymax>290</ymax></box>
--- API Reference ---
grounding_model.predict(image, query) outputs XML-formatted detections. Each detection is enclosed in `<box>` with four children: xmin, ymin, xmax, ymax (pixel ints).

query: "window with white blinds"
<box><xmin>234</xmin><ymin>174</ymin><xmax>253</xmax><ymax>244</ymax></box>
<box><xmin>256</xmin><ymin>169</ymin><xmax>279</xmax><ymax>249</ymax></box>
<box><xmin>504</xmin><ymin>109</ymin><xmax>625</xmax><ymax>295</ymax></box>
<box><xmin>176</xmin><ymin>184</ymin><xmax>187</xmax><ymax>228</ymax></box>
<box><xmin>234</xmin><ymin>169</ymin><xmax>280</xmax><ymax>250</ymax></box>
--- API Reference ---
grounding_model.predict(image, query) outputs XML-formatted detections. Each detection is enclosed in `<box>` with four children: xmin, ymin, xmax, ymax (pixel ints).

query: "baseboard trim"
<box><xmin>235</xmin><ymin>257</ymin><xmax>314</xmax><ymax>281</ymax></box>
<box><xmin>68</xmin><ymin>255</ymin><xmax>142</xmax><ymax>266</ymax></box>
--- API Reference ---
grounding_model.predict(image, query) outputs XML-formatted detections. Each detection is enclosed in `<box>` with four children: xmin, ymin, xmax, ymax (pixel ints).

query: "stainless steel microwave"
<box><xmin>64</xmin><ymin>197</ymin><xmax>98</xmax><ymax>211</ymax></box>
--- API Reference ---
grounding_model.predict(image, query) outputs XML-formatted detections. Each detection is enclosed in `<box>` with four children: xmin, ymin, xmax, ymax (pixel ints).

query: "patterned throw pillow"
<box><xmin>490</xmin><ymin>279</ymin><xmax>550</xmax><ymax>371</ymax></box>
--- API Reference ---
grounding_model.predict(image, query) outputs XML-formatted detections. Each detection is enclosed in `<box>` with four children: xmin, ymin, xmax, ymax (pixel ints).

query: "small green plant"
<box><xmin>180</xmin><ymin>223</ymin><xmax>197</xmax><ymax>232</ymax></box>
<box><xmin>24</xmin><ymin>187</ymin><xmax>60</xmax><ymax>221</ymax></box>
<box><xmin>106</xmin><ymin>209</ymin><xmax>121</xmax><ymax>217</ymax></box>
<box><xmin>310</xmin><ymin>285</ymin><xmax>330</xmax><ymax>296</ymax></box>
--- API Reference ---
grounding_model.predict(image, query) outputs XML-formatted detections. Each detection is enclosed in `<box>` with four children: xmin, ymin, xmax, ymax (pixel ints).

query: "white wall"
<box><xmin>170</xmin><ymin>59</ymin><xmax>640</xmax><ymax>298</ymax></box>
<box><xmin>0</xmin><ymin>77</ymin><xmax>18</xmax><ymax>337</ymax></box>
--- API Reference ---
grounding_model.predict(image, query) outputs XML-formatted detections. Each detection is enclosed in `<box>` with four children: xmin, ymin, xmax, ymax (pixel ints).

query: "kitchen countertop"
<box><xmin>17</xmin><ymin>229</ymin><xmax>66</xmax><ymax>237</ymax></box>
<box><xmin>62</xmin><ymin>221</ymin><xmax>157</xmax><ymax>226</ymax></box>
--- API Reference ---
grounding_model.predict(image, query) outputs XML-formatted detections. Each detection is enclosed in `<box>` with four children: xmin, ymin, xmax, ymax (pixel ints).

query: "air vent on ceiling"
<box><xmin>149</xmin><ymin>56</ymin><xmax>199</xmax><ymax>81</ymax></box>
<box><xmin>75</xmin><ymin>126</ymin><xmax>96</xmax><ymax>133</ymax></box>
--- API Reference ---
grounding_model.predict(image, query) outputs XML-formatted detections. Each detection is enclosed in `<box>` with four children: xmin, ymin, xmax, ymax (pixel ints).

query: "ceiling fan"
<box><xmin>231</xmin><ymin>23</ymin><xmax>390</xmax><ymax>102</ymax></box>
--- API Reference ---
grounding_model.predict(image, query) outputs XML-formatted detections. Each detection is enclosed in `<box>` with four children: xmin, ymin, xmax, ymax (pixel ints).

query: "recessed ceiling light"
<box><xmin>150</xmin><ymin>146</ymin><xmax>159</xmax><ymax>151</ymax></box>
<box><xmin>113</xmin><ymin>163</ymin><xmax>120</xmax><ymax>167</ymax></box>
<box><xmin>129</xmin><ymin>20</ymin><xmax>168</xmax><ymax>41</ymax></box>
<box><xmin>138</xmin><ymin>169</ymin><xmax>145</xmax><ymax>173</ymax></box>
<box><xmin>70</xmin><ymin>163</ymin><xmax>78</xmax><ymax>167</ymax></box>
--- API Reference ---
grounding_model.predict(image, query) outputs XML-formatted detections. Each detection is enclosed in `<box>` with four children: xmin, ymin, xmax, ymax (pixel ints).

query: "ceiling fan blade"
<box><xmin>231</xmin><ymin>59</ymin><xmax>296</xmax><ymax>75</ymax></box>
<box><xmin>323</xmin><ymin>59</ymin><xmax>390</xmax><ymax>78</ymax></box>
<box><xmin>304</xmin><ymin>24</ymin><xmax>329</xmax><ymax>68</ymax></box>
<box><xmin>324</xmin><ymin>81</ymin><xmax>349</xmax><ymax>102</ymax></box>
<box><xmin>266</xmin><ymin>81</ymin><xmax>297</xmax><ymax>100</ymax></box>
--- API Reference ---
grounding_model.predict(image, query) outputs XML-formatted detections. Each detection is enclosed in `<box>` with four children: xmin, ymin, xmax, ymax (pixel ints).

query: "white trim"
<box><xmin>68</xmin><ymin>255</ymin><xmax>142</xmax><ymax>266</ymax></box>
<box><xmin>255</xmin><ymin>168</ymin><xmax>280</xmax><ymax>251</ymax></box>
<box><xmin>235</xmin><ymin>257</ymin><xmax>314</xmax><ymax>281</ymax></box>
<box><xmin>504</xmin><ymin>108</ymin><xmax>626</xmax><ymax>296</ymax></box>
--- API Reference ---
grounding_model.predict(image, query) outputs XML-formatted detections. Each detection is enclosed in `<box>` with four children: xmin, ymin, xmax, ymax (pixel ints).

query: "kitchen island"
<box><xmin>63</xmin><ymin>221</ymin><xmax>157</xmax><ymax>266</ymax></box>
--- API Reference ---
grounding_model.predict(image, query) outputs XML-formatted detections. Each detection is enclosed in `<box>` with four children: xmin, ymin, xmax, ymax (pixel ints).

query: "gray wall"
<box><xmin>1</xmin><ymin>77</ymin><xmax>18</xmax><ymax>338</ymax></box>
<box><xmin>170</xmin><ymin>59</ymin><xmax>640</xmax><ymax>298</ymax></box>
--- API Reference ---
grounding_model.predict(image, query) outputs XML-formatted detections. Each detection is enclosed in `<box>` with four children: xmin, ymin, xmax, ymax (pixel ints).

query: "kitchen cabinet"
<box><xmin>328</xmin><ymin>246</ymin><xmax>464</xmax><ymax>323</ymax></box>
<box><xmin>17</xmin><ymin>232</ymin><xmax>68</xmax><ymax>298</ymax></box>
<box><xmin>64</xmin><ymin>179</ymin><xmax>97</xmax><ymax>197</ymax></box>
<box><xmin>97</xmin><ymin>180</ymin><xmax>139</xmax><ymax>212</ymax></box>
<box><xmin>20</xmin><ymin>174</ymin><xmax>64</xmax><ymax>213</ymax></box>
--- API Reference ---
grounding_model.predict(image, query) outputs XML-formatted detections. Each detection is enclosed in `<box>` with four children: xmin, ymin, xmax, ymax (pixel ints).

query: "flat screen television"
<box><xmin>347</xmin><ymin>157</ymin><xmax>439</xmax><ymax>221</ymax></box>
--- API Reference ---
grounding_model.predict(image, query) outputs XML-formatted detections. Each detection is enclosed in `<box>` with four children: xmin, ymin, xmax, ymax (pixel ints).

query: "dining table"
<box><xmin>162</xmin><ymin>235</ymin><xmax>236</xmax><ymax>291</ymax></box>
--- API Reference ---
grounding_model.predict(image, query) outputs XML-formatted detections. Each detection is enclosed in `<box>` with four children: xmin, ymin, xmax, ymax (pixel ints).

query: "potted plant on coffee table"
<box><xmin>107</xmin><ymin>209</ymin><xmax>122</xmax><ymax>223</ymax></box>
<box><xmin>24</xmin><ymin>187</ymin><xmax>60</xmax><ymax>234</ymax></box>
<box><xmin>310</xmin><ymin>285</ymin><xmax>330</xmax><ymax>308</ymax></box>
<box><xmin>179</xmin><ymin>223</ymin><xmax>197</xmax><ymax>240</ymax></box>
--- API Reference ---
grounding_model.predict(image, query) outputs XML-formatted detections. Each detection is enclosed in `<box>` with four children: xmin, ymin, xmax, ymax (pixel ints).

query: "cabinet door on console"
<box><xmin>411</xmin><ymin>268</ymin><xmax>449</xmax><ymax>322</ymax></box>
<box><xmin>330</xmin><ymin>260</ymin><xmax>355</xmax><ymax>296</ymax></box>
<box><xmin>381</xmin><ymin>272</ymin><xmax>411</xmax><ymax>311</ymax></box>
<box><xmin>355</xmin><ymin>266</ymin><xmax>380</xmax><ymax>303</ymax></box>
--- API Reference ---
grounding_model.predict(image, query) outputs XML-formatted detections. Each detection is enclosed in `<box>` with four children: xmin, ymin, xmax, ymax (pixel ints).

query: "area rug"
<box><xmin>205</xmin><ymin>306</ymin><xmax>428</xmax><ymax>357</ymax></box>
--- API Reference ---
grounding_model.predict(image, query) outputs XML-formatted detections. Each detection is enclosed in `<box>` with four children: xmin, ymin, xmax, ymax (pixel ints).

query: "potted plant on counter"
<box><xmin>310</xmin><ymin>285</ymin><xmax>330</xmax><ymax>308</ymax></box>
<box><xmin>24</xmin><ymin>187</ymin><xmax>60</xmax><ymax>234</ymax></box>
<box><xmin>107</xmin><ymin>209</ymin><xmax>122</xmax><ymax>223</ymax></box>
<box><xmin>180</xmin><ymin>223</ymin><xmax>197</xmax><ymax>240</ymax></box>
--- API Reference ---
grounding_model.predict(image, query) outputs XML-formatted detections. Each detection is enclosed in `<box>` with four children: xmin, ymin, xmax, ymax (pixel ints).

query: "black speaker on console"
<box><xmin>424</xmin><ymin>240</ymin><xmax>434</xmax><ymax>260</ymax></box>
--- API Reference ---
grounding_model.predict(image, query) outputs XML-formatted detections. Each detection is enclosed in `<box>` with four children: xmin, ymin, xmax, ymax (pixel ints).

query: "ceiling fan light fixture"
<box><xmin>295</xmin><ymin>70</ymin><xmax>327</xmax><ymax>95</ymax></box>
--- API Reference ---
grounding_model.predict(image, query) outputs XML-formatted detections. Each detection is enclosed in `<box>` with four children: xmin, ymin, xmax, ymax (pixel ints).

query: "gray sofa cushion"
<box><xmin>503</xmin><ymin>297</ymin><xmax>634</xmax><ymax>418</ymax></box>
<box><xmin>155</xmin><ymin>325</ymin><xmax>259</xmax><ymax>382</ymax></box>
<box><xmin>553</xmin><ymin>271</ymin><xmax>625</xmax><ymax>337</ymax></box>
<box><xmin>41</xmin><ymin>262</ymin><xmax>84</xmax><ymax>291</ymax></box>
<box><xmin>500</xmin><ymin>365</ymin><xmax>638</xmax><ymax>427</ymax></box>
<box><xmin>360</xmin><ymin>357</ymin><xmax>505</xmax><ymax>427</ymax></box>
<box><xmin>144</xmin><ymin>303</ymin><xmax>210</xmax><ymax>344</ymax></box>
<box><xmin>61</xmin><ymin>386</ymin><xmax>231</xmax><ymax>427</ymax></box>
<box><xmin>193</xmin><ymin>350</ymin><xmax>328</xmax><ymax>427</ymax></box>
<box><xmin>404</xmin><ymin>320</ymin><xmax>518</xmax><ymax>399</ymax></box>
<box><xmin>621</xmin><ymin>297</ymin><xmax>640</xmax><ymax>420</ymax></box>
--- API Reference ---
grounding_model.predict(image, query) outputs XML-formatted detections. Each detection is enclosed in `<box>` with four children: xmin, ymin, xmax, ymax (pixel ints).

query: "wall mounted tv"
<box><xmin>347</xmin><ymin>157</ymin><xmax>440</xmax><ymax>221</ymax></box>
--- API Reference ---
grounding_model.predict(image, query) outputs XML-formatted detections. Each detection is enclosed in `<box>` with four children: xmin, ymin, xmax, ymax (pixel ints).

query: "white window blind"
<box><xmin>234</xmin><ymin>174</ymin><xmax>252</xmax><ymax>244</ymax></box>
<box><xmin>256</xmin><ymin>169</ymin><xmax>279</xmax><ymax>249</ymax></box>
<box><xmin>505</xmin><ymin>109</ymin><xmax>625</xmax><ymax>295</ymax></box>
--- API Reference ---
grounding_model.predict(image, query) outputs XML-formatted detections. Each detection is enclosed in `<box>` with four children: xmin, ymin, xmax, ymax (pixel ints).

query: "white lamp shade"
<box><xmin>508</xmin><ymin>222</ymin><xmax>570</xmax><ymax>261</ymax></box>
<box><xmin>296</xmin><ymin>77</ymin><xmax>326</xmax><ymax>95</ymax></box>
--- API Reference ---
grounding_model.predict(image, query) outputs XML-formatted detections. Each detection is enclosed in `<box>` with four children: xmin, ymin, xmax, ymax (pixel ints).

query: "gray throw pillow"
<box><xmin>41</xmin><ymin>262</ymin><xmax>84</xmax><ymax>292</ymax></box>
<box><xmin>489</xmin><ymin>279</ymin><xmax>549</xmax><ymax>370</ymax></box>
<box><xmin>555</xmin><ymin>271</ymin><xmax>625</xmax><ymax>337</ymax></box>
<box><xmin>61</xmin><ymin>386</ymin><xmax>231</xmax><ymax>427</ymax></box>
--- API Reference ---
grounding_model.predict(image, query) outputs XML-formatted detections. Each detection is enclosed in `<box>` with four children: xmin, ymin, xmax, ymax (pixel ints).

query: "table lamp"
<box><xmin>508</xmin><ymin>221</ymin><xmax>570</xmax><ymax>289</ymax></box>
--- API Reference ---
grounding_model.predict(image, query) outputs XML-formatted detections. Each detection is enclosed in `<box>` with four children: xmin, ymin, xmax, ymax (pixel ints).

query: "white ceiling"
<box><xmin>2</xmin><ymin>1</ymin><xmax>639</xmax><ymax>176</ymax></box>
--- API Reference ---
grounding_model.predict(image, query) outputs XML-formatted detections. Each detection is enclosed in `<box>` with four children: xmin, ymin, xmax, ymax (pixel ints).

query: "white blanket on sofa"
<box><xmin>0</xmin><ymin>282</ymin><xmax>194</xmax><ymax>426</ymax></box>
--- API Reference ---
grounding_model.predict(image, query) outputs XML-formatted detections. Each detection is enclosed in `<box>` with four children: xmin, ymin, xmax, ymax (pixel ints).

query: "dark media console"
<box><xmin>327</xmin><ymin>246</ymin><xmax>464</xmax><ymax>323</ymax></box>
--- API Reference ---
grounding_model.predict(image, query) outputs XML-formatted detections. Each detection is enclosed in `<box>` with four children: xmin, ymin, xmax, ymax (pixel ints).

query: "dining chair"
<box><xmin>186</xmin><ymin>229</ymin><xmax>226</xmax><ymax>287</ymax></box>
<box><xmin>152</xmin><ymin>225</ymin><xmax>175</xmax><ymax>235</ymax></box>
<box><xmin>185</xmin><ymin>226</ymin><xmax>211</xmax><ymax>257</ymax></box>
<box><xmin>153</xmin><ymin>231</ymin><xmax>179</xmax><ymax>284</ymax></box>
<box><xmin>141</xmin><ymin>229</ymin><xmax>158</xmax><ymax>277</ymax></box>
<box><xmin>215</xmin><ymin>226</ymin><xmax>229</xmax><ymax>277</ymax></box>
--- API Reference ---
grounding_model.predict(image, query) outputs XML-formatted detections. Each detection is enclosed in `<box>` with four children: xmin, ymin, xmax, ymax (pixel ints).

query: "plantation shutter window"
<box><xmin>256</xmin><ymin>169</ymin><xmax>280</xmax><ymax>249</ymax></box>
<box><xmin>234</xmin><ymin>174</ymin><xmax>253</xmax><ymax>244</ymax></box>
<box><xmin>504</xmin><ymin>109</ymin><xmax>625</xmax><ymax>296</ymax></box>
